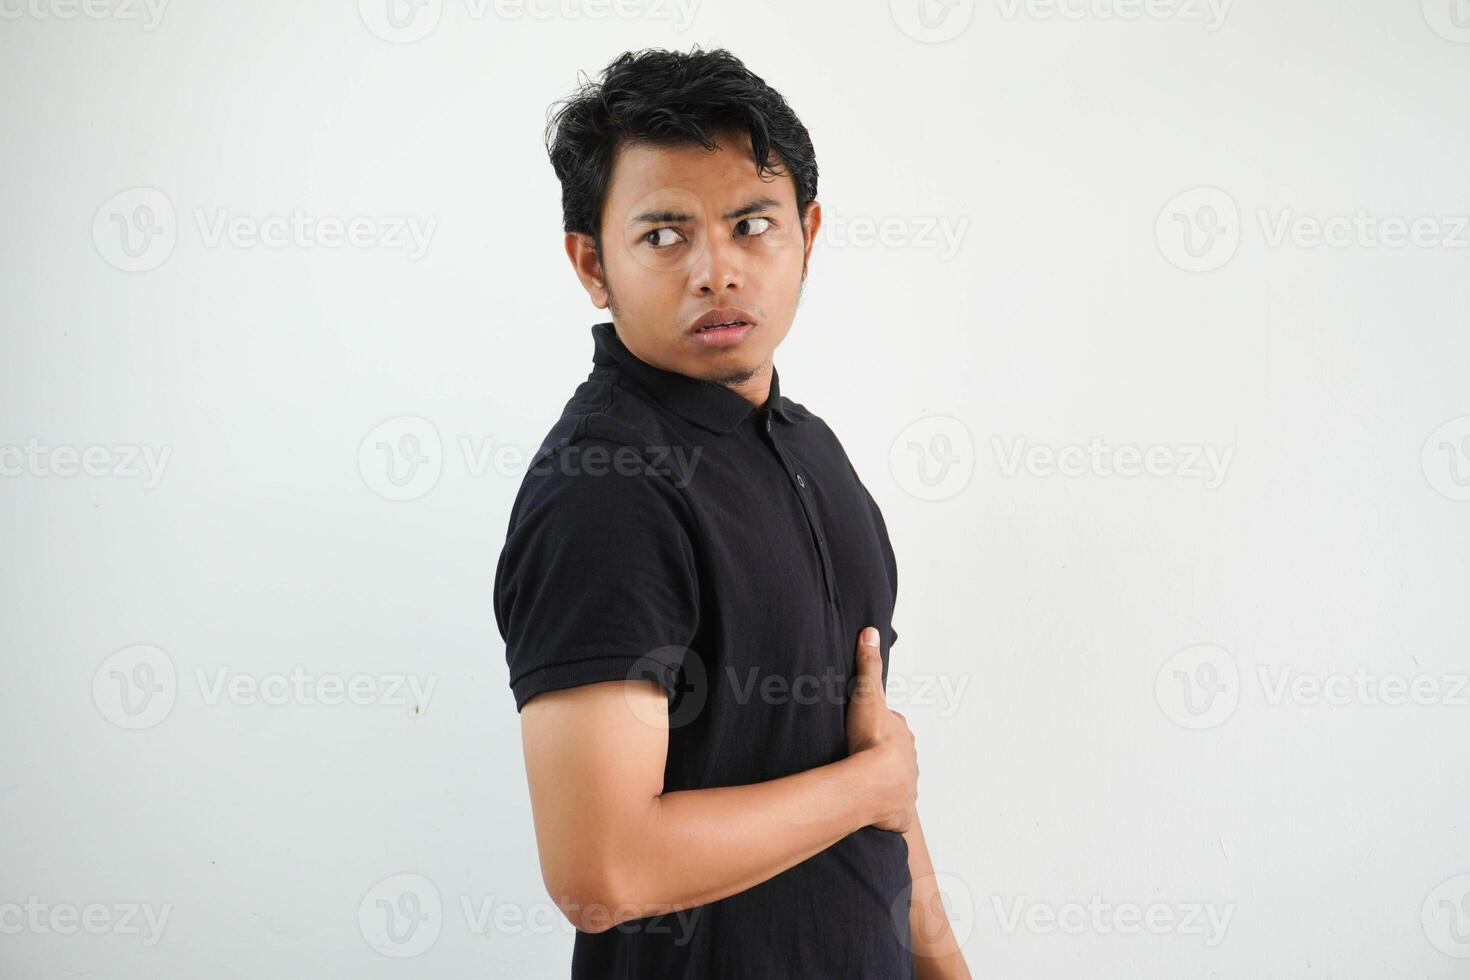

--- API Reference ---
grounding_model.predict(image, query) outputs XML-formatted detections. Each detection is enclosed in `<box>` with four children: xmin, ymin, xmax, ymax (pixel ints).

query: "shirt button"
<box><xmin>765</xmin><ymin>416</ymin><xmax>772</xmax><ymax>432</ymax></box>
<box><xmin>796</xmin><ymin>473</ymin><xmax>806</xmax><ymax>488</ymax></box>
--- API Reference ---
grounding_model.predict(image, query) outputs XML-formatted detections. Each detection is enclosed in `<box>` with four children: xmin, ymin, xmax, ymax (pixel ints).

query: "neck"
<box><xmin>712</xmin><ymin>360</ymin><xmax>772</xmax><ymax>410</ymax></box>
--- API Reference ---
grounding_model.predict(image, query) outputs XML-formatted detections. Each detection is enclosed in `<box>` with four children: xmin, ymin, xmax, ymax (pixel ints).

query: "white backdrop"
<box><xmin>3</xmin><ymin>1</ymin><xmax>1470</xmax><ymax>977</ymax></box>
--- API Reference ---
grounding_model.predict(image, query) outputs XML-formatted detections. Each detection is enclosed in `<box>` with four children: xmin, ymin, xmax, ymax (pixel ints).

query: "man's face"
<box><xmin>566</xmin><ymin>129</ymin><xmax>820</xmax><ymax>396</ymax></box>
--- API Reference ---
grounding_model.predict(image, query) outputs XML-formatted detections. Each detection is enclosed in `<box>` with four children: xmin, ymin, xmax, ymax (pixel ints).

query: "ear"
<box><xmin>565</xmin><ymin>232</ymin><xmax>610</xmax><ymax>310</ymax></box>
<box><xmin>800</xmin><ymin>200</ymin><xmax>821</xmax><ymax>278</ymax></box>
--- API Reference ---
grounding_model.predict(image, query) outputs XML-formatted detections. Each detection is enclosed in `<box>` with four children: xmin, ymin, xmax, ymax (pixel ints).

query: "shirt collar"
<box><xmin>590</xmin><ymin>321</ymin><xmax>789</xmax><ymax>434</ymax></box>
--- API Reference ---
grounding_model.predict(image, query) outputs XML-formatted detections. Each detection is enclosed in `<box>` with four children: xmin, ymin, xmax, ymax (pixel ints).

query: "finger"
<box><xmin>852</xmin><ymin>627</ymin><xmax>883</xmax><ymax>706</ymax></box>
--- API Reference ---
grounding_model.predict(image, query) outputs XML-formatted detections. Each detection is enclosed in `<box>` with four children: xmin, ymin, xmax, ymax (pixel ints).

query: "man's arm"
<box><xmin>519</xmin><ymin>627</ymin><xmax>918</xmax><ymax>932</ymax></box>
<box><xmin>903</xmin><ymin>806</ymin><xmax>973</xmax><ymax>980</ymax></box>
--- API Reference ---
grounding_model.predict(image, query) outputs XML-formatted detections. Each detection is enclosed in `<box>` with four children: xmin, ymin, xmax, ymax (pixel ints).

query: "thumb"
<box><xmin>851</xmin><ymin>627</ymin><xmax>883</xmax><ymax>708</ymax></box>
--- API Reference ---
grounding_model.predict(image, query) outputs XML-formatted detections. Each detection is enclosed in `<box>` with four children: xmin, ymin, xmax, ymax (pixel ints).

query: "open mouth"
<box><xmin>695</xmin><ymin>320</ymin><xmax>748</xmax><ymax>332</ymax></box>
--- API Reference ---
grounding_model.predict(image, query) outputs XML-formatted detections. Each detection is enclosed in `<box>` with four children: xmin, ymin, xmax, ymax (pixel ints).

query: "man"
<box><xmin>493</xmin><ymin>47</ymin><xmax>971</xmax><ymax>979</ymax></box>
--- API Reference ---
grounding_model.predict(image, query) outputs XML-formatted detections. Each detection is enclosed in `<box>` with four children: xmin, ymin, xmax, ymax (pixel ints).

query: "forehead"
<box><xmin>603</xmin><ymin>131</ymin><xmax>794</xmax><ymax>220</ymax></box>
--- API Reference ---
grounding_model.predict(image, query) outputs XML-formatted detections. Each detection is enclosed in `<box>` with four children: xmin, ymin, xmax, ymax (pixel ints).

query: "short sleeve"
<box><xmin>493</xmin><ymin>439</ymin><xmax>702</xmax><ymax>712</ymax></box>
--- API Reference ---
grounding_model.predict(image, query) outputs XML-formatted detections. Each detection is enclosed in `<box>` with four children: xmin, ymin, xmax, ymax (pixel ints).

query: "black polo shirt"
<box><xmin>493</xmin><ymin>321</ymin><xmax>913</xmax><ymax>979</ymax></box>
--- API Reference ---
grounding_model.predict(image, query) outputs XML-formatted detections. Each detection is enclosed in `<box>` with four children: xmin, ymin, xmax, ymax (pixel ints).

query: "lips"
<box><xmin>690</xmin><ymin>308</ymin><xmax>756</xmax><ymax>333</ymax></box>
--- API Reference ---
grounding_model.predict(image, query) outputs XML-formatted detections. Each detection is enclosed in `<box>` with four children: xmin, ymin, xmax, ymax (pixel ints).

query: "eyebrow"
<box><xmin>630</xmin><ymin>196</ymin><xmax>783</xmax><ymax>226</ymax></box>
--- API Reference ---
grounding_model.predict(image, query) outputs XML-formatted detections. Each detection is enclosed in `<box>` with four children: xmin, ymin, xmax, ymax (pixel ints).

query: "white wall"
<box><xmin>3</xmin><ymin>0</ymin><xmax>1469</xmax><ymax>976</ymax></box>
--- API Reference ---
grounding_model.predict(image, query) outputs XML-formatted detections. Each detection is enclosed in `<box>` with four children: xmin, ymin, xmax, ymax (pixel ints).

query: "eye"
<box><xmin>737</xmin><ymin>216</ymin><xmax>773</xmax><ymax>237</ymax></box>
<box><xmin>643</xmin><ymin>227</ymin><xmax>685</xmax><ymax>249</ymax></box>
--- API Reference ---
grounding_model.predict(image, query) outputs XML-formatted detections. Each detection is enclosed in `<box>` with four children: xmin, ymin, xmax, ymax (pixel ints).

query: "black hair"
<box><xmin>544</xmin><ymin>46</ymin><xmax>819</xmax><ymax>258</ymax></box>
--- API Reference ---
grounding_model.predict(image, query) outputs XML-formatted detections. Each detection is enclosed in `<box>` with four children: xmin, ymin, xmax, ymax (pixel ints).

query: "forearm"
<box><xmin>599</xmin><ymin>753</ymin><xmax>880</xmax><ymax>925</ymax></box>
<box><xmin>905</xmin><ymin>808</ymin><xmax>972</xmax><ymax>980</ymax></box>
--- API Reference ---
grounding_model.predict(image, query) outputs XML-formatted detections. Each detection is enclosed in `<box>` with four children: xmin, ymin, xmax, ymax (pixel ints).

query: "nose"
<box><xmin>689</xmin><ymin>226</ymin><xmax>744</xmax><ymax>295</ymax></box>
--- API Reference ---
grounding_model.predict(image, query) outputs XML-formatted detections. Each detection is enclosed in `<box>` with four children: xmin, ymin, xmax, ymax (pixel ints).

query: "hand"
<box><xmin>845</xmin><ymin>626</ymin><xmax>918</xmax><ymax>833</ymax></box>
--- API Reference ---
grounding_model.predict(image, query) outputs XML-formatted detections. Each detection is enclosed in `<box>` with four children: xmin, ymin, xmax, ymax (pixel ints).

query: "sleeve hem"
<box><xmin>510</xmin><ymin>650</ymin><xmax>683</xmax><ymax>712</ymax></box>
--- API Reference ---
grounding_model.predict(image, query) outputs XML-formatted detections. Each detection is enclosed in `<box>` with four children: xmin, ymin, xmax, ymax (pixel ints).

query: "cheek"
<box><xmin>763</xmin><ymin>243</ymin><xmax>807</xmax><ymax>292</ymax></box>
<box><xmin>759</xmin><ymin>224</ymin><xmax>801</xmax><ymax>253</ymax></box>
<box><xmin>606</xmin><ymin>250</ymin><xmax>683</xmax><ymax>302</ymax></box>
<box><xmin>751</xmin><ymin>231</ymin><xmax>804</xmax><ymax>275</ymax></box>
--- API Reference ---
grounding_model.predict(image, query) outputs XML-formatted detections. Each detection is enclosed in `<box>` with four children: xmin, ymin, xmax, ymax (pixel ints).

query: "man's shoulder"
<box><xmin>780</xmin><ymin>398</ymin><xmax>856</xmax><ymax>466</ymax></box>
<box><xmin>506</xmin><ymin>371</ymin><xmax>699</xmax><ymax>528</ymax></box>
<box><xmin>527</xmin><ymin>369</ymin><xmax>688</xmax><ymax>471</ymax></box>
<box><xmin>777</xmin><ymin>394</ymin><xmax>818</xmax><ymax>427</ymax></box>
<box><xmin>784</xmin><ymin>400</ymin><xmax>890</xmax><ymax>521</ymax></box>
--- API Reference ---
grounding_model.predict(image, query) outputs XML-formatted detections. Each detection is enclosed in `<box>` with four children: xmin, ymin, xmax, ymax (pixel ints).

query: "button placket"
<box><xmin>761</xmin><ymin>415</ymin><xmax>839</xmax><ymax>611</ymax></box>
